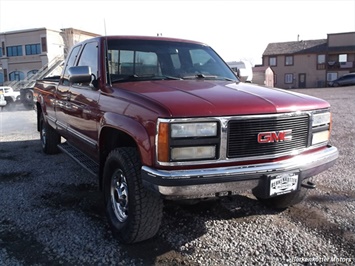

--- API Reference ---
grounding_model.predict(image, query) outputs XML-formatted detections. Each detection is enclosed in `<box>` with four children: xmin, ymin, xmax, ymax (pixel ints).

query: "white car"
<box><xmin>0</xmin><ymin>86</ymin><xmax>21</xmax><ymax>103</ymax></box>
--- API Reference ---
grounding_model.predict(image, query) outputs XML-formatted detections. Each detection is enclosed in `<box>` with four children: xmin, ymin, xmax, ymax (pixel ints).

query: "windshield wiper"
<box><xmin>182</xmin><ymin>73</ymin><xmax>216</xmax><ymax>79</ymax></box>
<box><xmin>182</xmin><ymin>73</ymin><xmax>237</xmax><ymax>82</ymax></box>
<box><xmin>111</xmin><ymin>74</ymin><xmax>181</xmax><ymax>83</ymax></box>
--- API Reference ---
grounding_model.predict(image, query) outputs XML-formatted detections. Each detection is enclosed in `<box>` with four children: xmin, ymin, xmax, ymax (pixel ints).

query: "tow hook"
<box><xmin>301</xmin><ymin>180</ymin><xmax>316</xmax><ymax>189</ymax></box>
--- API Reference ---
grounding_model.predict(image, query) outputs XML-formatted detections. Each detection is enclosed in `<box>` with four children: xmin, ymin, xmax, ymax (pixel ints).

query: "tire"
<box><xmin>4</xmin><ymin>97</ymin><xmax>15</xmax><ymax>111</ymax></box>
<box><xmin>39</xmin><ymin>113</ymin><xmax>61</xmax><ymax>154</ymax></box>
<box><xmin>24</xmin><ymin>90</ymin><xmax>34</xmax><ymax>109</ymax></box>
<box><xmin>256</xmin><ymin>188</ymin><xmax>308</xmax><ymax>210</ymax></box>
<box><xmin>333</xmin><ymin>82</ymin><xmax>339</xmax><ymax>87</ymax></box>
<box><xmin>103</xmin><ymin>147</ymin><xmax>163</xmax><ymax>244</ymax></box>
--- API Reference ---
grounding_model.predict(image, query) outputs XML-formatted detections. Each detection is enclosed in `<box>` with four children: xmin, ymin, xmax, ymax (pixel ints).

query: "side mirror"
<box><xmin>68</xmin><ymin>66</ymin><xmax>92</xmax><ymax>84</ymax></box>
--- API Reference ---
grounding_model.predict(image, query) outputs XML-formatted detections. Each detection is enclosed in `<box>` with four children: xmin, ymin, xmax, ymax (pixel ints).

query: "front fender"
<box><xmin>100</xmin><ymin>112</ymin><xmax>155</xmax><ymax>166</ymax></box>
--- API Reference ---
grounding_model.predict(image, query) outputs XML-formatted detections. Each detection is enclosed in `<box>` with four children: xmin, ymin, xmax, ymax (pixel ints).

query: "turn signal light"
<box><xmin>157</xmin><ymin>122</ymin><xmax>169</xmax><ymax>162</ymax></box>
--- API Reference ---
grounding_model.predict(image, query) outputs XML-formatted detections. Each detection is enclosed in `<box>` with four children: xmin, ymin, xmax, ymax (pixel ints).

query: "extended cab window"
<box><xmin>109</xmin><ymin>50</ymin><xmax>161</xmax><ymax>76</ymax></box>
<box><xmin>107</xmin><ymin>39</ymin><xmax>237</xmax><ymax>83</ymax></box>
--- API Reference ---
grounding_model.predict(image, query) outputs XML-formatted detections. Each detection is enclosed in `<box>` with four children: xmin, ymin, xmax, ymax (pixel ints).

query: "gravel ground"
<box><xmin>0</xmin><ymin>86</ymin><xmax>354</xmax><ymax>265</ymax></box>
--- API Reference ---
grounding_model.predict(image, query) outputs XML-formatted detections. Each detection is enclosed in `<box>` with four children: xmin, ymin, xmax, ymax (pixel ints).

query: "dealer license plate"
<box><xmin>269</xmin><ymin>172</ymin><xmax>299</xmax><ymax>196</ymax></box>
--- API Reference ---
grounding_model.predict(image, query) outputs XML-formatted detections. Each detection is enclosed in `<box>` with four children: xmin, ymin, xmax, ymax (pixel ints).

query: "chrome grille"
<box><xmin>227</xmin><ymin>115</ymin><xmax>309</xmax><ymax>158</ymax></box>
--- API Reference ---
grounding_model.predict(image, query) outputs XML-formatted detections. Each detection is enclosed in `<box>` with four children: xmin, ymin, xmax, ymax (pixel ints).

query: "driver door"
<box><xmin>66</xmin><ymin>41</ymin><xmax>101</xmax><ymax>160</ymax></box>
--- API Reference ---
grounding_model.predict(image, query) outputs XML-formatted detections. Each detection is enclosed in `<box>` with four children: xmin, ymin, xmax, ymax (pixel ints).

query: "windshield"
<box><xmin>107</xmin><ymin>39</ymin><xmax>238</xmax><ymax>83</ymax></box>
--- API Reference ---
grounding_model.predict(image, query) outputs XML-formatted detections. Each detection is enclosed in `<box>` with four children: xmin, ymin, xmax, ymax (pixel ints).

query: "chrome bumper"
<box><xmin>141</xmin><ymin>145</ymin><xmax>338</xmax><ymax>199</ymax></box>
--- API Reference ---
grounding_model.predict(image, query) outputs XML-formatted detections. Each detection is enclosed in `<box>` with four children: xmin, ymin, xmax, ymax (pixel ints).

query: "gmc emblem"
<box><xmin>257</xmin><ymin>129</ymin><xmax>292</xmax><ymax>143</ymax></box>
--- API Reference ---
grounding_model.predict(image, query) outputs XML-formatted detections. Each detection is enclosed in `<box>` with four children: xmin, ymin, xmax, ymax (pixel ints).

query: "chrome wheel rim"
<box><xmin>111</xmin><ymin>169</ymin><xmax>129</xmax><ymax>222</ymax></box>
<box><xmin>41</xmin><ymin>124</ymin><xmax>46</xmax><ymax>148</ymax></box>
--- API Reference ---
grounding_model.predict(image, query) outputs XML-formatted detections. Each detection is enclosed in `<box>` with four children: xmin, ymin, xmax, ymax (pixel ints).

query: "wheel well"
<box><xmin>4</xmin><ymin>96</ymin><xmax>14</xmax><ymax>103</ymax></box>
<box><xmin>99</xmin><ymin>127</ymin><xmax>138</xmax><ymax>189</ymax></box>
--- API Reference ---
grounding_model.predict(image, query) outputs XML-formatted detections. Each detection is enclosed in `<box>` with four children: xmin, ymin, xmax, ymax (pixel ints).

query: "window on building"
<box><xmin>3</xmin><ymin>69</ymin><xmax>7</xmax><ymax>82</ymax></box>
<box><xmin>339</xmin><ymin>54</ymin><xmax>347</xmax><ymax>62</ymax></box>
<box><xmin>285</xmin><ymin>56</ymin><xmax>293</xmax><ymax>66</ymax></box>
<box><xmin>25</xmin><ymin>44</ymin><xmax>41</xmax><ymax>55</ymax></box>
<box><xmin>0</xmin><ymin>47</ymin><xmax>2</xmax><ymax>57</ymax></box>
<box><xmin>269</xmin><ymin>57</ymin><xmax>277</xmax><ymax>66</ymax></box>
<box><xmin>9</xmin><ymin>71</ymin><xmax>25</xmax><ymax>81</ymax></box>
<box><xmin>6</xmin><ymin>45</ymin><xmax>23</xmax><ymax>57</ymax></box>
<box><xmin>317</xmin><ymin>54</ymin><xmax>326</xmax><ymax>70</ymax></box>
<box><xmin>327</xmin><ymin>72</ymin><xmax>337</xmax><ymax>81</ymax></box>
<box><xmin>41</xmin><ymin>37</ymin><xmax>47</xmax><ymax>53</ymax></box>
<box><xmin>27</xmin><ymin>70</ymin><xmax>38</xmax><ymax>78</ymax></box>
<box><xmin>1</xmin><ymin>42</ymin><xmax>5</xmax><ymax>56</ymax></box>
<box><xmin>317</xmin><ymin>54</ymin><xmax>325</xmax><ymax>64</ymax></box>
<box><xmin>285</xmin><ymin>73</ymin><xmax>293</xmax><ymax>84</ymax></box>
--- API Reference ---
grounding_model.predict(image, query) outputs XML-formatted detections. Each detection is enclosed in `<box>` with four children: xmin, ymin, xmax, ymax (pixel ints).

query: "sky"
<box><xmin>0</xmin><ymin>0</ymin><xmax>354</xmax><ymax>65</ymax></box>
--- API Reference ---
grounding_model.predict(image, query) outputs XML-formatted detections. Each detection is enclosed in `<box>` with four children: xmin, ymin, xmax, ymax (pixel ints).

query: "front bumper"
<box><xmin>141</xmin><ymin>145</ymin><xmax>338</xmax><ymax>199</ymax></box>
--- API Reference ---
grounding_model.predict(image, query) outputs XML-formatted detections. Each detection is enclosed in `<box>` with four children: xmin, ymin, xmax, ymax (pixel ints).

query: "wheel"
<box><xmin>103</xmin><ymin>147</ymin><xmax>163</xmax><ymax>244</ymax></box>
<box><xmin>24</xmin><ymin>90</ymin><xmax>34</xmax><ymax>109</ymax></box>
<box><xmin>255</xmin><ymin>188</ymin><xmax>308</xmax><ymax>210</ymax></box>
<box><xmin>39</xmin><ymin>113</ymin><xmax>61</xmax><ymax>154</ymax></box>
<box><xmin>332</xmin><ymin>82</ymin><xmax>339</xmax><ymax>87</ymax></box>
<box><xmin>4</xmin><ymin>97</ymin><xmax>15</xmax><ymax>111</ymax></box>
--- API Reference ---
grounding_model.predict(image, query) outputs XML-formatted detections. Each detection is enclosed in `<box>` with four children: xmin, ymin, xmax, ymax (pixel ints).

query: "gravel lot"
<box><xmin>0</xmin><ymin>86</ymin><xmax>354</xmax><ymax>265</ymax></box>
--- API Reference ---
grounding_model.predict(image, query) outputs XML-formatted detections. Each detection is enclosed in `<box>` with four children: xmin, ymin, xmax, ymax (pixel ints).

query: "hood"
<box><xmin>114</xmin><ymin>80</ymin><xmax>330</xmax><ymax>117</ymax></box>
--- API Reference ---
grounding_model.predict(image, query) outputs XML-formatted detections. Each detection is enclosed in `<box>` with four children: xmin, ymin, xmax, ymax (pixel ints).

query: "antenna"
<box><xmin>103</xmin><ymin>19</ymin><xmax>110</xmax><ymax>85</ymax></box>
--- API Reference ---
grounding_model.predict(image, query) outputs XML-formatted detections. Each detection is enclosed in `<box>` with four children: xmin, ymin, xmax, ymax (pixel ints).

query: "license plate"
<box><xmin>269</xmin><ymin>172</ymin><xmax>299</xmax><ymax>196</ymax></box>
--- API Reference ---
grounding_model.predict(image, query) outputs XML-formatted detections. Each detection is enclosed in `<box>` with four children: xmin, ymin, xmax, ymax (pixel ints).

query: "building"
<box><xmin>0</xmin><ymin>27</ymin><xmax>100</xmax><ymax>87</ymax></box>
<box><xmin>252</xmin><ymin>66</ymin><xmax>274</xmax><ymax>87</ymax></box>
<box><xmin>262</xmin><ymin>32</ymin><xmax>355</xmax><ymax>88</ymax></box>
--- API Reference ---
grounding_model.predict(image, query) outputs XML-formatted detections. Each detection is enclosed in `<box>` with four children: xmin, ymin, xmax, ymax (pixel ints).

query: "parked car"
<box><xmin>328</xmin><ymin>73</ymin><xmax>355</xmax><ymax>87</ymax></box>
<box><xmin>0</xmin><ymin>86</ymin><xmax>21</xmax><ymax>103</ymax></box>
<box><xmin>34</xmin><ymin>35</ymin><xmax>338</xmax><ymax>243</ymax></box>
<box><xmin>0</xmin><ymin>94</ymin><xmax>7</xmax><ymax>109</ymax></box>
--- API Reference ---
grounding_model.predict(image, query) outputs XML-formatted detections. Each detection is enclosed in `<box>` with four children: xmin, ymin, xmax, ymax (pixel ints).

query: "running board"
<box><xmin>58</xmin><ymin>142</ymin><xmax>99</xmax><ymax>176</ymax></box>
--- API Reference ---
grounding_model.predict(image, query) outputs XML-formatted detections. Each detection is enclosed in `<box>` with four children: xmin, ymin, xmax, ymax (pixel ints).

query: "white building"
<box><xmin>0</xmin><ymin>27</ymin><xmax>100</xmax><ymax>87</ymax></box>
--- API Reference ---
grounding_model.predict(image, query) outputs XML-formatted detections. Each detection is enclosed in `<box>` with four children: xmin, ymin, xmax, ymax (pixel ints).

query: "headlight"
<box><xmin>157</xmin><ymin>120</ymin><xmax>219</xmax><ymax>163</ymax></box>
<box><xmin>312</xmin><ymin>112</ymin><xmax>331</xmax><ymax>145</ymax></box>
<box><xmin>171</xmin><ymin>122</ymin><xmax>217</xmax><ymax>138</ymax></box>
<box><xmin>312</xmin><ymin>112</ymin><xmax>331</xmax><ymax>127</ymax></box>
<box><xmin>171</xmin><ymin>146</ymin><xmax>216</xmax><ymax>160</ymax></box>
<box><xmin>312</xmin><ymin>131</ymin><xmax>330</xmax><ymax>145</ymax></box>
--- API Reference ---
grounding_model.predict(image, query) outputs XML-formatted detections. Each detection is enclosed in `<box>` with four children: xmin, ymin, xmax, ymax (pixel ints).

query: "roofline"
<box><xmin>60</xmin><ymin>27</ymin><xmax>101</xmax><ymax>37</ymax></box>
<box><xmin>327</xmin><ymin>31</ymin><xmax>355</xmax><ymax>36</ymax></box>
<box><xmin>0</xmin><ymin>27</ymin><xmax>61</xmax><ymax>35</ymax></box>
<box><xmin>267</xmin><ymin>38</ymin><xmax>327</xmax><ymax>45</ymax></box>
<box><xmin>90</xmin><ymin>35</ymin><xmax>208</xmax><ymax>46</ymax></box>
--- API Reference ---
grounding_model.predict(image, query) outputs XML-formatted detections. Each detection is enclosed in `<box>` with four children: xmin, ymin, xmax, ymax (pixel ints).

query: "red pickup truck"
<box><xmin>34</xmin><ymin>36</ymin><xmax>338</xmax><ymax>243</ymax></box>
